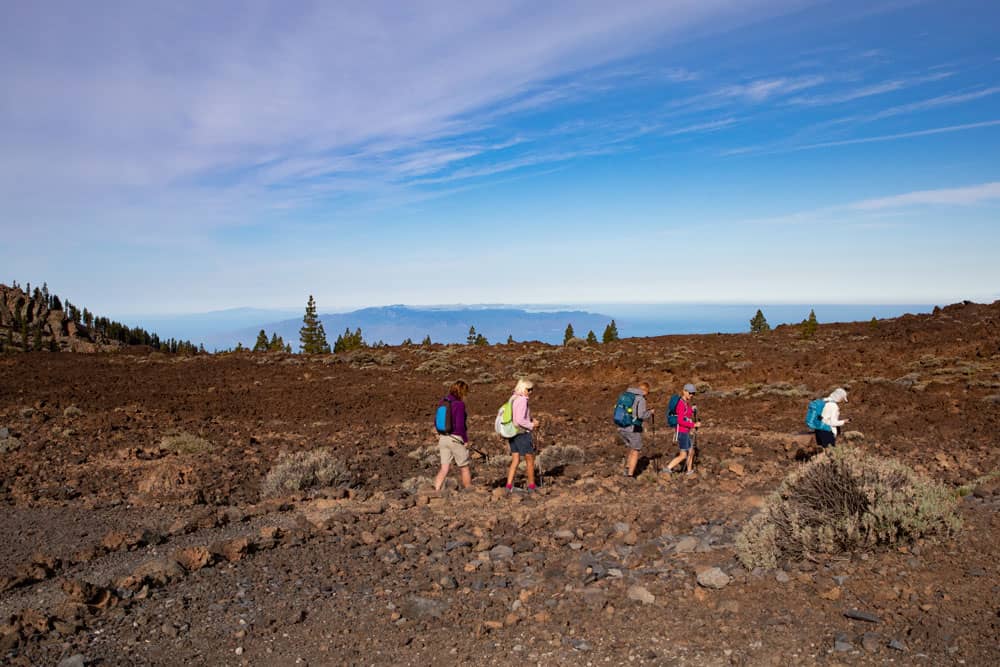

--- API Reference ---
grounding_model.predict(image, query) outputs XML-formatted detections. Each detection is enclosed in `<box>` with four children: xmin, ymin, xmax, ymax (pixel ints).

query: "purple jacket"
<box><xmin>446</xmin><ymin>395</ymin><xmax>468</xmax><ymax>443</ymax></box>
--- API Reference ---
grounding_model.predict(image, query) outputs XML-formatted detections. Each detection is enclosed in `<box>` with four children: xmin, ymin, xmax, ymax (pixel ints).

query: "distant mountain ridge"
<box><xmin>217</xmin><ymin>305</ymin><xmax>616</xmax><ymax>350</ymax></box>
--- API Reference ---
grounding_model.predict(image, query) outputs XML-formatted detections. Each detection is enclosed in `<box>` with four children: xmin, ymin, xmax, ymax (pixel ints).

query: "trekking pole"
<box><xmin>535</xmin><ymin>423</ymin><xmax>543</xmax><ymax>488</ymax></box>
<box><xmin>649</xmin><ymin>413</ymin><xmax>657</xmax><ymax>476</ymax></box>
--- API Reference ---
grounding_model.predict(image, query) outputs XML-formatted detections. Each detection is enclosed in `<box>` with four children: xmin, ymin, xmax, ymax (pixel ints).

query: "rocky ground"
<box><xmin>1</xmin><ymin>301</ymin><xmax>998</xmax><ymax>666</ymax></box>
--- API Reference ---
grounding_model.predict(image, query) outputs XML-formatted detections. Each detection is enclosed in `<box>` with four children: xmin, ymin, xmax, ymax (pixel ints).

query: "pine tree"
<box><xmin>268</xmin><ymin>332</ymin><xmax>286</xmax><ymax>352</ymax></box>
<box><xmin>21</xmin><ymin>319</ymin><xmax>29</xmax><ymax>351</ymax></box>
<box><xmin>749</xmin><ymin>309</ymin><xmax>770</xmax><ymax>335</ymax></box>
<box><xmin>801</xmin><ymin>309</ymin><xmax>819</xmax><ymax>339</ymax></box>
<box><xmin>466</xmin><ymin>326</ymin><xmax>477</xmax><ymax>345</ymax></box>
<box><xmin>563</xmin><ymin>323</ymin><xmax>575</xmax><ymax>345</ymax></box>
<box><xmin>869</xmin><ymin>316</ymin><xmax>879</xmax><ymax>329</ymax></box>
<box><xmin>33</xmin><ymin>324</ymin><xmax>43</xmax><ymax>352</ymax></box>
<box><xmin>421</xmin><ymin>335</ymin><xmax>432</xmax><ymax>346</ymax></box>
<box><xmin>586</xmin><ymin>330</ymin><xmax>598</xmax><ymax>344</ymax></box>
<box><xmin>299</xmin><ymin>295</ymin><xmax>330</xmax><ymax>353</ymax></box>
<box><xmin>253</xmin><ymin>329</ymin><xmax>269</xmax><ymax>352</ymax></box>
<box><xmin>333</xmin><ymin>327</ymin><xmax>364</xmax><ymax>353</ymax></box>
<box><xmin>602</xmin><ymin>320</ymin><xmax>619</xmax><ymax>343</ymax></box>
<box><xmin>506</xmin><ymin>334</ymin><xmax>514</xmax><ymax>345</ymax></box>
<box><xmin>474</xmin><ymin>332</ymin><xmax>488</xmax><ymax>346</ymax></box>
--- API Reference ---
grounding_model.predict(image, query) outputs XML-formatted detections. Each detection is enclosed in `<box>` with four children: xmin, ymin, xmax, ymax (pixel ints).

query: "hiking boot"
<box><xmin>685</xmin><ymin>470</ymin><xmax>696</xmax><ymax>477</ymax></box>
<box><xmin>504</xmin><ymin>484</ymin><xmax>514</xmax><ymax>494</ymax></box>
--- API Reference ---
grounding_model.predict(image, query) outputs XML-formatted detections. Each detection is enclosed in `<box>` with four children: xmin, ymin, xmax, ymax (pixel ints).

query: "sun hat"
<box><xmin>683</xmin><ymin>383</ymin><xmax>697</xmax><ymax>393</ymax></box>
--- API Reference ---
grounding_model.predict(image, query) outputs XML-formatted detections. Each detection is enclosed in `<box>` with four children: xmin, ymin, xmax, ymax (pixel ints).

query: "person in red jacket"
<box><xmin>663</xmin><ymin>383</ymin><xmax>701</xmax><ymax>476</ymax></box>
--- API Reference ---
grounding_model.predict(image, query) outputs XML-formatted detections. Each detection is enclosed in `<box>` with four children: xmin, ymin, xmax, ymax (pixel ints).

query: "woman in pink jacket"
<box><xmin>664</xmin><ymin>383</ymin><xmax>701</xmax><ymax>476</ymax></box>
<box><xmin>505</xmin><ymin>378</ymin><xmax>539</xmax><ymax>493</ymax></box>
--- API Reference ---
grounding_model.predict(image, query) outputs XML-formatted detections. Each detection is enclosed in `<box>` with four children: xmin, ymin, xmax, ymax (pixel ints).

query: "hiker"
<box><xmin>816</xmin><ymin>387</ymin><xmax>849</xmax><ymax>448</ymax></box>
<box><xmin>504</xmin><ymin>378</ymin><xmax>539</xmax><ymax>493</ymax></box>
<box><xmin>433</xmin><ymin>380</ymin><xmax>472</xmax><ymax>491</ymax></box>
<box><xmin>615</xmin><ymin>381</ymin><xmax>654</xmax><ymax>477</ymax></box>
<box><xmin>663</xmin><ymin>383</ymin><xmax>700</xmax><ymax>475</ymax></box>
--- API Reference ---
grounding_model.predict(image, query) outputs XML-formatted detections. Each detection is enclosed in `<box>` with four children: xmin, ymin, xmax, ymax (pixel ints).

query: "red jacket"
<box><xmin>676</xmin><ymin>398</ymin><xmax>696</xmax><ymax>434</ymax></box>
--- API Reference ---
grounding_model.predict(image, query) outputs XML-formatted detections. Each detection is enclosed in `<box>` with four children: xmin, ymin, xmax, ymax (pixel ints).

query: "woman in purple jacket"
<box><xmin>434</xmin><ymin>380</ymin><xmax>473</xmax><ymax>491</ymax></box>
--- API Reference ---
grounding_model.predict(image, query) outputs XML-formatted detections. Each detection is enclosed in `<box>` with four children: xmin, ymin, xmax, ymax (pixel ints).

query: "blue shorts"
<box><xmin>509</xmin><ymin>432</ymin><xmax>535</xmax><ymax>455</ymax></box>
<box><xmin>677</xmin><ymin>432</ymin><xmax>693</xmax><ymax>452</ymax></box>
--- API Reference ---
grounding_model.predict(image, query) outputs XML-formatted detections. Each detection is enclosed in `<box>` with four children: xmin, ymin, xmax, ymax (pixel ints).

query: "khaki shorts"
<box><xmin>438</xmin><ymin>434</ymin><xmax>470</xmax><ymax>467</ymax></box>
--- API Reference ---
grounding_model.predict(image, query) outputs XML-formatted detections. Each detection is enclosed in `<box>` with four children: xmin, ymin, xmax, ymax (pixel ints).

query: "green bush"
<box><xmin>736</xmin><ymin>446</ymin><xmax>961</xmax><ymax>569</ymax></box>
<box><xmin>261</xmin><ymin>448</ymin><xmax>352</xmax><ymax>497</ymax></box>
<box><xmin>160</xmin><ymin>432</ymin><xmax>212</xmax><ymax>454</ymax></box>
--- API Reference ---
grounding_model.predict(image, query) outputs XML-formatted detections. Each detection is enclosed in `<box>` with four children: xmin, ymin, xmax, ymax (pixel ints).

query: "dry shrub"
<box><xmin>160</xmin><ymin>432</ymin><xmax>212</xmax><ymax>454</ymax></box>
<box><xmin>736</xmin><ymin>446</ymin><xmax>961</xmax><ymax>569</ymax></box>
<box><xmin>538</xmin><ymin>444</ymin><xmax>585</xmax><ymax>472</ymax></box>
<box><xmin>261</xmin><ymin>449</ymin><xmax>352</xmax><ymax>498</ymax></box>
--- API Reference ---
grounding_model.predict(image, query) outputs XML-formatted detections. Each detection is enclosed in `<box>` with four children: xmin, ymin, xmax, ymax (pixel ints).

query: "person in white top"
<box><xmin>816</xmin><ymin>387</ymin><xmax>849</xmax><ymax>448</ymax></box>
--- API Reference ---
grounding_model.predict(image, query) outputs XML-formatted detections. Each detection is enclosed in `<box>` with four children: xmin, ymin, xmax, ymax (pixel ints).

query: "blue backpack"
<box><xmin>666</xmin><ymin>394</ymin><xmax>681</xmax><ymax>427</ymax></box>
<box><xmin>435</xmin><ymin>396</ymin><xmax>453</xmax><ymax>434</ymax></box>
<box><xmin>805</xmin><ymin>398</ymin><xmax>831</xmax><ymax>432</ymax></box>
<box><xmin>613</xmin><ymin>392</ymin><xmax>638</xmax><ymax>427</ymax></box>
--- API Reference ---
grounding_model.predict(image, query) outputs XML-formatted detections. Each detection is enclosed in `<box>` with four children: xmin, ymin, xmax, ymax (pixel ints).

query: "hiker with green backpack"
<box><xmin>497</xmin><ymin>378</ymin><xmax>539</xmax><ymax>493</ymax></box>
<box><xmin>613</xmin><ymin>381</ymin><xmax>654</xmax><ymax>478</ymax></box>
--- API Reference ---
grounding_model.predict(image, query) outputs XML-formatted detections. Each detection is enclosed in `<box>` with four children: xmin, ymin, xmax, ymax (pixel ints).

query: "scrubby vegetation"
<box><xmin>159</xmin><ymin>432</ymin><xmax>213</xmax><ymax>454</ymax></box>
<box><xmin>736</xmin><ymin>446</ymin><xmax>961</xmax><ymax>569</ymax></box>
<box><xmin>261</xmin><ymin>448</ymin><xmax>351</xmax><ymax>497</ymax></box>
<box><xmin>538</xmin><ymin>444</ymin><xmax>586</xmax><ymax>472</ymax></box>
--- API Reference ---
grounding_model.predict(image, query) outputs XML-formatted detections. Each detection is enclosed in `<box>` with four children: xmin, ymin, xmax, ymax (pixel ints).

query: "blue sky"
<box><xmin>1</xmin><ymin>0</ymin><xmax>998</xmax><ymax>315</ymax></box>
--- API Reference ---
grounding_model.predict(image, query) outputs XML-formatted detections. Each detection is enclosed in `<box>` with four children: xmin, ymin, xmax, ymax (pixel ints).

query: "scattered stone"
<box><xmin>402</xmin><ymin>596</ymin><xmax>447</xmax><ymax>620</ymax></box>
<box><xmin>966</xmin><ymin>567</ymin><xmax>986</xmax><ymax>577</ymax></box>
<box><xmin>833</xmin><ymin>575</ymin><xmax>849</xmax><ymax>586</ymax></box>
<box><xmin>0</xmin><ymin>436</ymin><xmax>21</xmax><ymax>453</ymax></box>
<box><xmin>627</xmin><ymin>585</ymin><xmax>655</xmax><ymax>605</ymax></box>
<box><xmin>696</xmin><ymin>567</ymin><xmax>731</xmax><ymax>589</ymax></box>
<box><xmin>57</xmin><ymin>655</ymin><xmax>86</xmax><ymax>667</ymax></box>
<box><xmin>490</xmin><ymin>545</ymin><xmax>514</xmax><ymax>561</ymax></box>
<box><xmin>0</xmin><ymin>427</ymin><xmax>8</xmax><ymax>438</ymax></box>
<box><xmin>888</xmin><ymin>639</ymin><xmax>907</xmax><ymax>651</ymax></box>
<box><xmin>834</xmin><ymin>633</ymin><xmax>854</xmax><ymax>652</ymax></box>
<box><xmin>775</xmin><ymin>570</ymin><xmax>790</xmax><ymax>583</ymax></box>
<box><xmin>728</xmin><ymin>462</ymin><xmax>745</xmax><ymax>477</ymax></box>
<box><xmin>861</xmin><ymin>632</ymin><xmax>882</xmax><ymax>652</ymax></box>
<box><xmin>174</xmin><ymin>546</ymin><xmax>213</xmax><ymax>572</ymax></box>
<box><xmin>819</xmin><ymin>587</ymin><xmax>842</xmax><ymax>601</ymax></box>
<box><xmin>674</xmin><ymin>536</ymin><xmax>699</xmax><ymax>553</ymax></box>
<box><xmin>844</xmin><ymin>609</ymin><xmax>880</xmax><ymax>623</ymax></box>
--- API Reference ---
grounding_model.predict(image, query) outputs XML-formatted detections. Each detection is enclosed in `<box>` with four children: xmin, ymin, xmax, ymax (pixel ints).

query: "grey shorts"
<box><xmin>618</xmin><ymin>428</ymin><xmax>642</xmax><ymax>451</ymax></box>
<box><xmin>508</xmin><ymin>432</ymin><xmax>534</xmax><ymax>455</ymax></box>
<box><xmin>438</xmin><ymin>434</ymin><xmax>470</xmax><ymax>467</ymax></box>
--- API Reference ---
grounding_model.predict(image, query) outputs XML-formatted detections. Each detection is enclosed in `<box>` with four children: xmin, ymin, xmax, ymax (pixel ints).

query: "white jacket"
<box><xmin>821</xmin><ymin>401</ymin><xmax>846</xmax><ymax>435</ymax></box>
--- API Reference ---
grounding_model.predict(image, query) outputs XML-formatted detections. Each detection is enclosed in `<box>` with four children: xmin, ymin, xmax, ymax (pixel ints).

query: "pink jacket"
<box><xmin>676</xmin><ymin>398</ymin><xmax>696</xmax><ymax>434</ymax></box>
<box><xmin>512</xmin><ymin>394</ymin><xmax>533</xmax><ymax>431</ymax></box>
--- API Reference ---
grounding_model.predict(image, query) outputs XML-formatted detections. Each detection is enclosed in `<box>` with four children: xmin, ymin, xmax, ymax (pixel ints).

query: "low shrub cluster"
<box><xmin>736</xmin><ymin>446</ymin><xmax>961</xmax><ymax>569</ymax></box>
<box><xmin>261</xmin><ymin>448</ymin><xmax>352</xmax><ymax>497</ymax></box>
<box><xmin>159</xmin><ymin>432</ymin><xmax>212</xmax><ymax>454</ymax></box>
<box><xmin>537</xmin><ymin>444</ymin><xmax>585</xmax><ymax>472</ymax></box>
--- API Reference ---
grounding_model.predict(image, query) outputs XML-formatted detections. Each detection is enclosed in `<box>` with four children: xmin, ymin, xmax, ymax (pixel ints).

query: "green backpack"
<box><xmin>495</xmin><ymin>396</ymin><xmax>518</xmax><ymax>438</ymax></box>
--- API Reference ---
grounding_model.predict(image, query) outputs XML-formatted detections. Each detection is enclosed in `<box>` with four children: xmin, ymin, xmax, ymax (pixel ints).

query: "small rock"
<box><xmin>696</xmin><ymin>567</ymin><xmax>731</xmax><ymax>589</ymax></box>
<box><xmin>674</xmin><ymin>536</ymin><xmax>699</xmax><ymax>553</ymax></box>
<box><xmin>490</xmin><ymin>545</ymin><xmax>514</xmax><ymax>561</ymax></box>
<box><xmin>57</xmin><ymin>655</ymin><xmax>86</xmax><ymax>667</ymax></box>
<box><xmin>775</xmin><ymin>570</ymin><xmax>790</xmax><ymax>583</ymax></box>
<box><xmin>0</xmin><ymin>427</ymin><xmax>8</xmax><ymax>438</ymax></box>
<box><xmin>844</xmin><ymin>609</ymin><xmax>880</xmax><ymax>623</ymax></box>
<box><xmin>834</xmin><ymin>633</ymin><xmax>854</xmax><ymax>652</ymax></box>
<box><xmin>833</xmin><ymin>575</ymin><xmax>849</xmax><ymax>586</ymax></box>
<box><xmin>888</xmin><ymin>639</ymin><xmax>907</xmax><ymax>651</ymax></box>
<box><xmin>627</xmin><ymin>585</ymin><xmax>655</xmax><ymax>605</ymax></box>
<box><xmin>819</xmin><ymin>587</ymin><xmax>842</xmax><ymax>601</ymax></box>
<box><xmin>861</xmin><ymin>632</ymin><xmax>882</xmax><ymax>652</ymax></box>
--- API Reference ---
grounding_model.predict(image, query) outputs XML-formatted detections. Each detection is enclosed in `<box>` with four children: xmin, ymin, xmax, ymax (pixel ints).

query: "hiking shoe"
<box><xmin>685</xmin><ymin>470</ymin><xmax>696</xmax><ymax>477</ymax></box>
<box><xmin>505</xmin><ymin>484</ymin><xmax>514</xmax><ymax>494</ymax></box>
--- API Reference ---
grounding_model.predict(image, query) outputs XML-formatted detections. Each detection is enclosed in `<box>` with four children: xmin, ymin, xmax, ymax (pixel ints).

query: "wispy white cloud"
<box><xmin>850</xmin><ymin>182</ymin><xmax>1000</xmax><ymax>210</ymax></box>
<box><xmin>783</xmin><ymin>119</ymin><xmax>1000</xmax><ymax>152</ymax></box>
<box><xmin>788</xmin><ymin>71</ymin><xmax>953</xmax><ymax>106</ymax></box>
